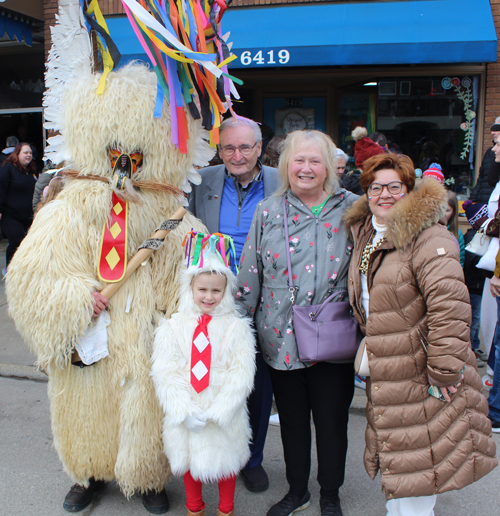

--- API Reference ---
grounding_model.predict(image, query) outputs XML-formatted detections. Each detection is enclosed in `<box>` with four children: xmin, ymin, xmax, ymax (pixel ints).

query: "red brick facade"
<box><xmin>44</xmin><ymin>0</ymin><xmax>59</xmax><ymax>58</ymax></box>
<box><xmin>485</xmin><ymin>0</ymin><xmax>500</xmax><ymax>153</ymax></box>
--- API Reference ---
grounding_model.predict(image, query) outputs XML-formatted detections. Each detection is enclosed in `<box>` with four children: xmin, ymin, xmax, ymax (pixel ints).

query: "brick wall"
<box><xmin>485</xmin><ymin>0</ymin><xmax>500</xmax><ymax>152</ymax></box>
<box><xmin>44</xmin><ymin>0</ymin><xmax>59</xmax><ymax>58</ymax></box>
<box><xmin>100</xmin><ymin>0</ymin><xmax>125</xmax><ymax>15</ymax></box>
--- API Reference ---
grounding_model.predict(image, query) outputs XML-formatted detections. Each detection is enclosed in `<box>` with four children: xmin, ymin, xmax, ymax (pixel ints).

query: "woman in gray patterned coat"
<box><xmin>236</xmin><ymin>130</ymin><xmax>358</xmax><ymax>516</ymax></box>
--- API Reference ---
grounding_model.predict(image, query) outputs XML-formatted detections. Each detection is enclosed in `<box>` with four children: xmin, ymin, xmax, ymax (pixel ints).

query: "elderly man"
<box><xmin>188</xmin><ymin>117</ymin><xmax>278</xmax><ymax>492</ymax></box>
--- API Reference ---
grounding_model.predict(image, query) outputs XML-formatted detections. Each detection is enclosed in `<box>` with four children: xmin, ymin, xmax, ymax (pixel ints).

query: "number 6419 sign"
<box><xmin>240</xmin><ymin>49</ymin><xmax>290</xmax><ymax>66</ymax></box>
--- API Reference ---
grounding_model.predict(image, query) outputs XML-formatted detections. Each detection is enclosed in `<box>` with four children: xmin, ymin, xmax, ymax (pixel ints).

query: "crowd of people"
<box><xmin>4</xmin><ymin>117</ymin><xmax>500</xmax><ymax>516</ymax></box>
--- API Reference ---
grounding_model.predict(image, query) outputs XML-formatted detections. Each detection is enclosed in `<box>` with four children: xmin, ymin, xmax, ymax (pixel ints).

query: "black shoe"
<box><xmin>320</xmin><ymin>498</ymin><xmax>343</xmax><ymax>516</ymax></box>
<box><xmin>489</xmin><ymin>417</ymin><xmax>500</xmax><ymax>433</ymax></box>
<box><xmin>267</xmin><ymin>491</ymin><xmax>311</xmax><ymax>516</ymax></box>
<box><xmin>241</xmin><ymin>464</ymin><xmax>269</xmax><ymax>492</ymax></box>
<box><xmin>142</xmin><ymin>489</ymin><xmax>170</xmax><ymax>514</ymax></box>
<box><xmin>62</xmin><ymin>479</ymin><xmax>105</xmax><ymax>512</ymax></box>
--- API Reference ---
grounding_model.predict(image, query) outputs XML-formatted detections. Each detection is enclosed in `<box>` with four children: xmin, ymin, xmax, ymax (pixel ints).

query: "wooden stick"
<box><xmin>72</xmin><ymin>206</ymin><xmax>187</xmax><ymax>364</ymax></box>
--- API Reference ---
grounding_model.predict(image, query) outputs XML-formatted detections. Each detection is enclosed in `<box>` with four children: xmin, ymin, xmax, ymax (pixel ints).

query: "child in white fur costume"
<box><xmin>151</xmin><ymin>235</ymin><xmax>256</xmax><ymax>516</ymax></box>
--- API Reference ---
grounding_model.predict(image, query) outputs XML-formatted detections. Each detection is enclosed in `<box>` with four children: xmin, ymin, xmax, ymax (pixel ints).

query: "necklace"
<box><xmin>359</xmin><ymin>234</ymin><xmax>385</xmax><ymax>275</ymax></box>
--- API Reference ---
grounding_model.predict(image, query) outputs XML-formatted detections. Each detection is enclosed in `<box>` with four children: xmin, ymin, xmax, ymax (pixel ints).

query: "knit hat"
<box><xmin>352</xmin><ymin>127</ymin><xmax>384</xmax><ymax>169</ymax></box>
<box><xmin>462</xmin><ymin>200</ymin><xmax>489</xmax><ymax>228</ymax></box>
<box><xmin>422</xmin><ymin>163</ymin><xmax>444</xmax><ymax>184</ymax></box>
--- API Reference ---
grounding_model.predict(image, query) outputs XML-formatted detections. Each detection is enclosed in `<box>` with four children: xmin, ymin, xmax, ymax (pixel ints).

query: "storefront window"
<box><xmin>338</xmin><ymin>75</ymin><xmax>480</xmax><ymax>197</ymax></box>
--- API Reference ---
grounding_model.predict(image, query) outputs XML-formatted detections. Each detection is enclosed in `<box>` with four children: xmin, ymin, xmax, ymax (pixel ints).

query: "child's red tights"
<box><xmin>183</xmin><ymin>470</ymin><xmax>236</xmax><ymax>514</ymax></box>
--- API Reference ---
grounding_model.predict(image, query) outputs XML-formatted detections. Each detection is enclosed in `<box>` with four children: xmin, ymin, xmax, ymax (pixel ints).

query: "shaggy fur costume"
<box><xmin>151</xmin><ymin>255</ymin><xmax>256</xmax><ymax>483</ymax></box>
<box><xmin>6</xmin><ymin>64</ymin><xmax>211</xmax><ymax>496</ymax></box>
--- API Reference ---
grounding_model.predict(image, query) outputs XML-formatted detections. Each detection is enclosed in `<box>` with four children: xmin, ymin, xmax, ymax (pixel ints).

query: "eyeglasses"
<box><xmin>368</xmin><ymin>181</ymin><xmax>404</xmax><ymax>196</ymax></box>
<box><xmin>219</xmin><ymin>142</ymin><xmax>258</xmax><ymax>157</ymax></box>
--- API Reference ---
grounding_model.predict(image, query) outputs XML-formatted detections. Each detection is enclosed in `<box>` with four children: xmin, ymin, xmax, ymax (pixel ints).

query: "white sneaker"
<box><xmin>355</xmin><ymin>375</ymin><xmax>366</xmax><ymax>390</ymax></box>
<box><xmin>269</xmin><ymin>413</ymin><xmax>280</xmax><ymax>426</ymax></box>
<box><xmin>483</xmin><ymin>374</ymin><xmax>493</xmax><ymax>388</ymax></box>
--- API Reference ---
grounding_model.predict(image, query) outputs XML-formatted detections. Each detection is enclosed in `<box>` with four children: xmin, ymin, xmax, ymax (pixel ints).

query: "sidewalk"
<box><xmin>1</xmin><ymin>238</ymin><xmax>499</xmax><ymax>516</ymax></box>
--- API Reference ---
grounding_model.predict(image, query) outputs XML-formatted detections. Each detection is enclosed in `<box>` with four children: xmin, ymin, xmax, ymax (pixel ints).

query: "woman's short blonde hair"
<box><xmin>275</xmin><ymin>130</ymin><xmax>339</xmax><ymax>196</ymax></box>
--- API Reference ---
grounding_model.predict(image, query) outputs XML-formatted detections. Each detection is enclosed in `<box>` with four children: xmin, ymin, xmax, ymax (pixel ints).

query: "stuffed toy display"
<box><xmin>6</xmin><ymin>1</ymin><xmax>238</xmax><ymax>512</ymax></box>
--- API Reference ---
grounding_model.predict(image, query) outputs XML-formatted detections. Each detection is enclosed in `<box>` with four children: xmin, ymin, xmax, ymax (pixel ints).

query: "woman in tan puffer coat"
<box><xmin>344</xmin><ymin>153</ymin><xmax>497</xmax><ymax>516</ymax></box>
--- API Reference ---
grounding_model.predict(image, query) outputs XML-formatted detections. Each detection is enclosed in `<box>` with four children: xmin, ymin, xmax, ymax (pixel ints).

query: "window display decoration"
<box><xmin>442</xmin><ymin>77</ymin><xmax>475</xmax><ymax>160</ymax></box>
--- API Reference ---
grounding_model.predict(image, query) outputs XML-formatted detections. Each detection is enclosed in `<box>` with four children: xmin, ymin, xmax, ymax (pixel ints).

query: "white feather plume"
<box><xmin>43</xmin><ymin>3</ymin><xmax>93</xmax><ymax>165</ymax></box>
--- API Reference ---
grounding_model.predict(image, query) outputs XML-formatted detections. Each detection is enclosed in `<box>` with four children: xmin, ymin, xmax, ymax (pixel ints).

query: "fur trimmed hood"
<box><xmin>343</xmin><ymin>177</ymin><xmax>448</xmax><ymax>249</ymax></box>
<box><xmin>176</xmin><ymin>252</ymin><xmax>237</xmax><ymax>318</ymax></box>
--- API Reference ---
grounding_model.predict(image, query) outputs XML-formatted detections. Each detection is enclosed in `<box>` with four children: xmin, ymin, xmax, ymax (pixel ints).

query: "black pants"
<box><xmin>1</xmin><ymin>217</ymin><xmax>31</xmax><ymax>267</ymax></box>
<box><xmin>268</xmin><ymin>362</ymin><xmax>354</xmax><ymax>500</ymax></box>
<box><xmin>247</xmin><ymin>350</ymin><xmax>274</xmax><ymax>468</ymax></box>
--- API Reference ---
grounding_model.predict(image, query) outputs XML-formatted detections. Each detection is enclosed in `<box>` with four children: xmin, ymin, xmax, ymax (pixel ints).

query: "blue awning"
<box><xmin>0</xmin><ymin>10</ymin><xmax>32</xmax><ymax>46</ymax></box>
<box><xmin>106</xmin><ymin>0</ymin><xmax>497</xmax><ymax>70</ymax></box>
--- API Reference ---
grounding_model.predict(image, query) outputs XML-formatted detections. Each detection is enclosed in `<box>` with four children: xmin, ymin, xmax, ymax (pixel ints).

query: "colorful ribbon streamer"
<box><xmin>83</xmin><ymin>0</ymin><xmax>122</xmax><ymax>95</ymax></box>
<box><xmin>182</xmin><ymin>231</ymin><xmax>238</xmax><ymax>274</ymax></box>
<box><xmin>120</xmin><ymin>0</ymin><xmax>240</xmax><ymax>153</ymax></box>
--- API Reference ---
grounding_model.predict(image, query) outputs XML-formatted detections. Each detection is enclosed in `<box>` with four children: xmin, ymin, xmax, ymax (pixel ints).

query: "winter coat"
<box><xmin>354</xmin><ymin>137</ymin><xmax>384</xmax><ymax>169</ymax></box>
<box><xmin>470</xmin><ymin>148</ymin><xmax>495</xmax><ymax>204</ymax></box>
<box><xmin>0</xmin><ymin>162</ymin><xmax>36</xmax><ymax>221</ymax></box>
<box><xmin>463</xmin><ymin>228</ymin><xmax>486</xmax><ymax>295</ymax></box>
<box><xmin>340</xmin><ymin>170</ymin><xmax>364</xmax><ymax>196</ymax></box>
<box><xmin>236</xmin><ymin>188</ymin><xmax>358</xmax><ymax>370</ymax></box>
<box><xmin>151</xmin><ymin>258</ymin><xmax>255</xmax><ymax>482</ymax></box>
<box><xmin>32</xmin><ymin>170</ymin><xmax>56</xmax><ymax>211</ymax></box>
<box><xmin>344</xmin><ymin>178</ymin><xmax>497</xmax><ymax>500</ymax></box>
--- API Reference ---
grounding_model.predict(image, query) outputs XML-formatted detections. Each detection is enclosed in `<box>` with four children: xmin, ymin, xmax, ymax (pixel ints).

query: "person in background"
<box><xmin>422</xmin><ymin>163</ymin><xmax>444</xmax><ymax>184</ymax></box>
<box><xmin>0</xmin><ymin>136</ymin><xmax>19</xmax><ymax>163</ymax></box>
<box><xmin>344</xmin><ymin>152</ymin><xmax>497</xmax><ymax>516</ymax></box>
<box><xmin>236</xmin><ymin>130</ymin><xmax>358</xmax><ymax>516</ymax></box>
<box><xmin>369</xmin><ymin>132</ymin><xmax>389</xmax><ymax>152</ymax></box>
<box><xmin>439</xmin><ymin>190</ymin><xmax>464</xmax><ymax>267</ymax></box>
<box><xmin>32</xmin><ymin>161</ymin><xmax>60</xmax><ymax>212</ymax></box>
<box><xmin>488</xmin><ymin>246</ymin><xmax>500</xmax><ymax>432</ymax></box>
<box><xmin>420</xmin><ymin>141</ymin><xmax>440</xmax><ymax>171</ymax></box>
<box><xmin>462</xmin><ymin>200</ymin><xmax>490</xmax><ymax>367</ymax></box>
<box><xmin>33</xmin><ymin>176</ymin><xmax>64</xmax><ymax>217</ymax></box>
<box><xmin>262</xmin><ymin>134</ymin><xmax>286</xmax><ymax>169</ymax></box>
<box><xmin>352</xmin><ymin>127</ymin><xmax>385</xmax><ymax>170</ymax></box>
<box><xmin>335</xmin><ymin>149</ymin><xmax>348</xmax><ymax>181</ymax></box>
<box><xmin>260</xmin><ymin>123</ymin><xmax>274</xmax><ymax>158</ymax></box>
<box><xmin>470</xmin><ymin>116</ymin><xmax>500</xmax><ymax>203</ymax></box>
<box><xmin>188</xmin><ymin>116</ymin><xmax>279</xmax><ymax>493</ymax></box>
<box><xmin>0</xmin><ymin>142</ymin><xmax>37</xmax><ymax>272</ymax></box>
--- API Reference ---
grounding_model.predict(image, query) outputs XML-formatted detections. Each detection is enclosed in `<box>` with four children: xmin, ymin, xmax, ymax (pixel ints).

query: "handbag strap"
<box><xmin>282</xmin><ymin>195</ymin><xmax>298</xmax><ymax>302</ymax></box>
<box><xmin>282</xmin><ymin>194</ymin><xmax>346</xmax><ymax>307</ymax></box>
<box><xmin>308</xmin><ymin>290</ymin><xmax>347</xmax><ymax>321</ymax></box>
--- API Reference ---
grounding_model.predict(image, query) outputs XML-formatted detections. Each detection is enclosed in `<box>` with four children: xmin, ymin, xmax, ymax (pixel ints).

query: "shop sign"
<box><xmin>239</xmin><ymin>49</ymin><xmax>290</xmax><ymax>66</ymax></box>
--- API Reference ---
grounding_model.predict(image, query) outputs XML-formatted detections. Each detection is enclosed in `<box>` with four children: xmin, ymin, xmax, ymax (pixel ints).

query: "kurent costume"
<box><xmin>344</xmin><ymin>178</ymin><xmax>497</xmax><ymax>500</ymax></box>
<box><xmin>151</xmin><ymin>235</ymin><xmax>256</xmax><ymax>513</ymax></box>
<box><xmin>5</xmin><ymin>1</ymin><xmax>240</xmax><ymax>510</ymax></box>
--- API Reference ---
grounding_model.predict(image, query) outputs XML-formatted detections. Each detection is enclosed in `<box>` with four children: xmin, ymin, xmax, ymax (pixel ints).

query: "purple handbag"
<box><xmin>282</xmin><ymin>196</ymin><xmax>360</xmax><ymax>362</ymax></box>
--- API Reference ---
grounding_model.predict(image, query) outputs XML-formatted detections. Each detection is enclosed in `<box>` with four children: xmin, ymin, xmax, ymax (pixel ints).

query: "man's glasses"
<box><xmin>219</xmin><ymin>142</ymin><xmax>258</xmax><ymax>157</ymax></box>
<box><xmin>368</xmin><ymin>181</ymin><xmax>404</xmax><ymax>196</ymax></box>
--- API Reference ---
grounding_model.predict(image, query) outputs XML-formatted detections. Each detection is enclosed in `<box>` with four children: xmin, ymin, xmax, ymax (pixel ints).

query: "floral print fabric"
<box><xmin>235</xmin><ymin>189</ymin><xmax>358</xmax><ymax>370</ymax></box>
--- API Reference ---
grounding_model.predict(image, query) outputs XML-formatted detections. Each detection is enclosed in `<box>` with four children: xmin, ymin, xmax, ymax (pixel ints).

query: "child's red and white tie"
<box><xmin>190</xmin><ymin>314</ymin><xmax>212</xmax><ymax>393</ymax></box>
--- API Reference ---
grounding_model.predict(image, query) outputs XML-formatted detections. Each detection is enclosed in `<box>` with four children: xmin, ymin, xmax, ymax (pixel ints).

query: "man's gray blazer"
<box><xmin>187</xmin><ymin>164</ymin><xmax>279</xmax><ymax>234</ymax></box>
